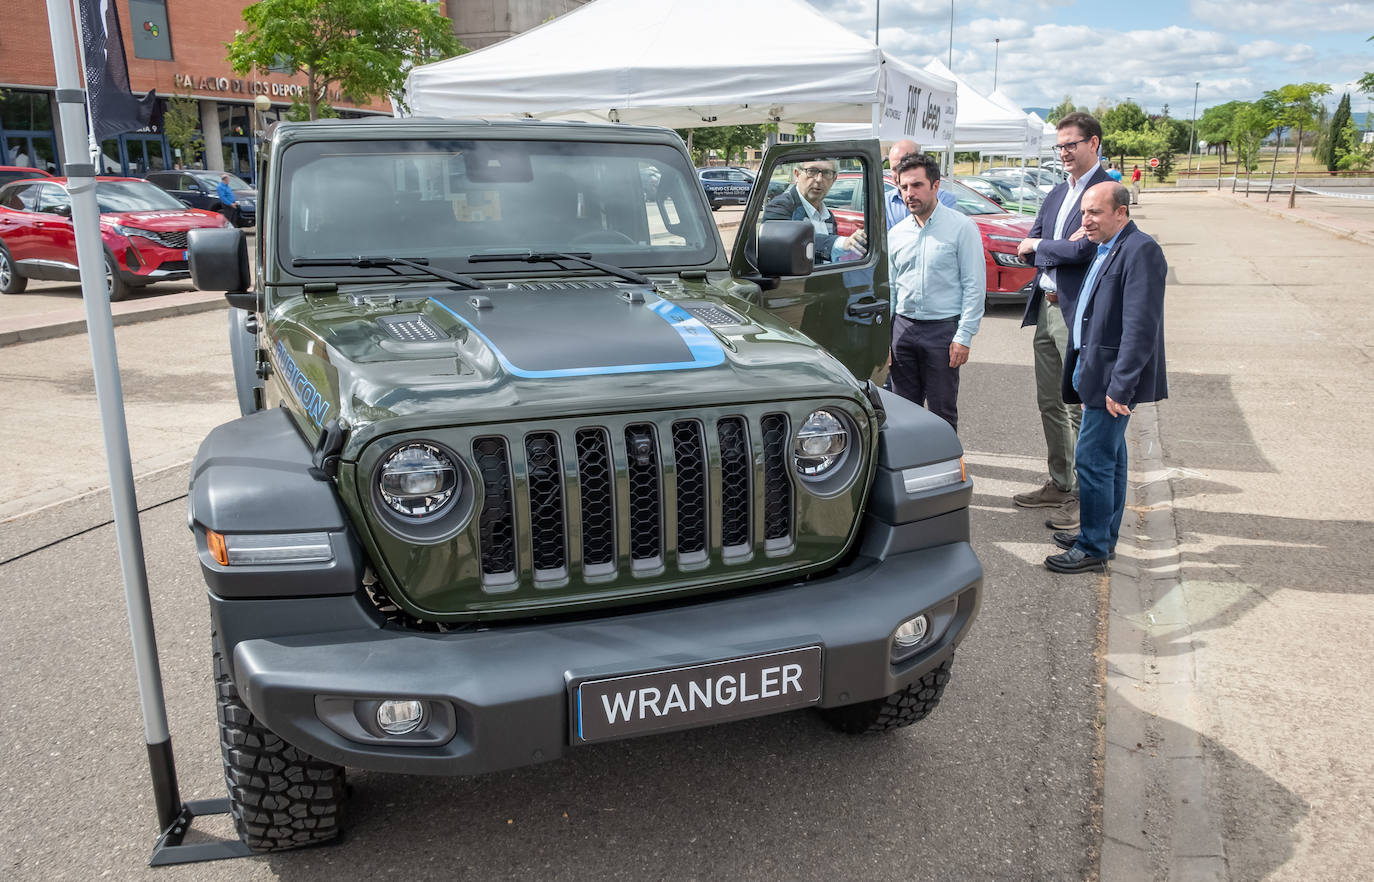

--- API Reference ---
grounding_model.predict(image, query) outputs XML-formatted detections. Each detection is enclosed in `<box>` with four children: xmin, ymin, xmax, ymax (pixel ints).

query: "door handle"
<box><xmin>846</xmin><ymin>297</ymin><xmax>889</xmax><ymax>318</ymax></box>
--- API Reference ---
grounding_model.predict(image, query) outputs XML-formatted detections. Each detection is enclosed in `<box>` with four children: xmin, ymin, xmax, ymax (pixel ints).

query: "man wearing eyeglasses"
<box><xmin>763</xmin><ymin>158</ymin><xmax>867</xmax><ymax>263</ymax></box>
<box><xmin>1011</xmin><ymin>112</ymin><xmax>1111</xmax><ymax>533</ymax></box>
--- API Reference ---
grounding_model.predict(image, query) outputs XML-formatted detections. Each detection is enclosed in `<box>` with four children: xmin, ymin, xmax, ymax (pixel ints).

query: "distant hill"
<box><xmin>1025</xmin><ymin>107</ymin><xmax>1052</xmax><ymax>118</ymax></box>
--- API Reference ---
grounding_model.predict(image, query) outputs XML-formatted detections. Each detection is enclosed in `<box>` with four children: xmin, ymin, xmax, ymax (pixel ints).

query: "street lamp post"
<box><xmin>252</xmin><ymin>94</ymin><xmax>271</xmax><ymax>185</ymax></box>
<box><xmin>1186</xmin><ymin>81</ymin><xmax>1199</xmax><ymax>179</ymax></box>
<box><xmin>993</xmin><ymin>38</ymin><xmax>1000</xmax><ymax>91</ymax></box>
<box><xmin>947</xmin><ymin>0</ymin><xmax>954</xmax><ymax>68</ymax></box>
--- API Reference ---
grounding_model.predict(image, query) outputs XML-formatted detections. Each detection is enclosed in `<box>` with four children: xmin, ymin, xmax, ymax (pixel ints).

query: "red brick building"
<box><xmin>2</xmin><ymin>1</ymin><xmax>410</xmax><ymax>181</ymax></box>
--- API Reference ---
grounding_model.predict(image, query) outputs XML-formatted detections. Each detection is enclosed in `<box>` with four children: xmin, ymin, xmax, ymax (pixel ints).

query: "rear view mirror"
<box><xmin>756</xmin><ymin>220</ymin><xmax>814</xmax><ymax>277</ymax></box>
<box><xmin>189</xmin><ymin>227</ymin><xmax>251</xmax><ymax>301</ymax></box>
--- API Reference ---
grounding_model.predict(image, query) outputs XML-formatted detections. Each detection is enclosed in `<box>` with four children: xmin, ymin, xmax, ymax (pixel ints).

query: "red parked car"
<box><xmin>823</xmin><ymin>173</ymin><xmax>1037</xmax><ymax>305</ymax></box>
<box><xmin>0</xmin><ymin>176</ymin><xmax>232</xmax><ymax>300</ymax></box>
<box><xmin>0</xmin><ymin>165</ymin><xmax>55</xmax><ymax>187</ymax></box>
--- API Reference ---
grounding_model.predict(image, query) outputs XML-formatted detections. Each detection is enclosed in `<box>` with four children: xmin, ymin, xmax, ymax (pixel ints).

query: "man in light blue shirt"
<box><xmin>887</xmin><ymin>153</ymin><xmax>986</xmax><ymax>432</ymax></box>
<box><xmin>886</xmin><ymin>139</ymin><xmax>956</xmax><ymax>229</ymax></box>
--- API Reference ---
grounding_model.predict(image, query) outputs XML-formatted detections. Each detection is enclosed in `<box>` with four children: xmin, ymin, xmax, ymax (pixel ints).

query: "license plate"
<box><xmin>572</xmin><ymin>646</ymin><xmax>821</xmax><ymax>743</ymax></box>
<box><xmin>182</xmin><ymin>250</ymin><xmax>188</xmax><ymax>260</ymax></box>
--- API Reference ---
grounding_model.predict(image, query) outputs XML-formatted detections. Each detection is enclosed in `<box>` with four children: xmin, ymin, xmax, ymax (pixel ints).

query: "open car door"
<box><xmin>729</xmin><ymin>139</ymin><xmax>890</xmax><ymax>384</ymax></box>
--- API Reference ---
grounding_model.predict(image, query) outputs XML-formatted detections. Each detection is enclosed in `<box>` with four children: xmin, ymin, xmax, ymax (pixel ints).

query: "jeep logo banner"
<box><xmin>882</xmin><ymin>67</ymin><xmax>956</xmax><ymax>144</ymax></box>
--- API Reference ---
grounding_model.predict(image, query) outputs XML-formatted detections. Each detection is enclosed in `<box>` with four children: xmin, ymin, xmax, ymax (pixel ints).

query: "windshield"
<box><xmin>278</xmin><ymin>137</ymin><xmax>715</xmax><ymax>278</ymax></box>
<box><xmin>95</xmin><ymin>180</ymin><xmax>186</xmax><ymax>212</ymax></box>
<box><xmin>200</xmin><ymin>172</ymin><xmax>251</xmax><ymax>191</ymax></box>
<box><xmin>940</xmin><ymin>179</ymin><xmax>1004</xmax><ymax>216</ymax></box>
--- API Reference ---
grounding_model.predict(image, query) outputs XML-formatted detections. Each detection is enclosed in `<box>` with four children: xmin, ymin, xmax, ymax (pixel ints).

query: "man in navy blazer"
<box><xmin>763</xmin><ymin>158</ymin><xmax>867</xmax><ymax>264</ymax></box>
<box><xmin>1012</xmin><ymin>113</ymin><xmax>1111</xmax><ymax>532</ymax></box>
<box><xmin>1045</xmin><ymin>182</ymin><xmax>1168</xmax><ymax>574</ymax></box>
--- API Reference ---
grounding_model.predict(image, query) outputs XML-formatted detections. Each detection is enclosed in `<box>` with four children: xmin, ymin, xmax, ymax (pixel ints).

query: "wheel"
<box><xmin>214</xmin><ymin>629</ymin><xmax>345</xmax><ymax>852</ymax></box>
<box><xmin>0</xmin><ymin>244</ymin><xmax>27</xmax><ymax>294</ymax></box>
<box><xmin>818</xmin><ymin>658</ymin><xmax>953</xmax><ymax>734</ymax></box>
<box><xmin>710</xmin><ymin>203</ymin><xmax>720</xmax><ymax>212</ymax></box>
<box><xmin>104</xmin><ymin>253</ymin><xmax>131</xmax><ymax>302</ymax></box>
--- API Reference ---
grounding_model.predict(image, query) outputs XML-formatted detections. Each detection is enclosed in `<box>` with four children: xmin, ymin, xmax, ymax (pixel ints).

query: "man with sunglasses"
<box><xmin>764</xmin><ymin>158</ymin><xmax>867</xmax><ymax>263</ymax></box>
<box><xmin>1012</xmin><ymin>112</ymin><xmax>1111</xmax><ymax>533</ymax></box>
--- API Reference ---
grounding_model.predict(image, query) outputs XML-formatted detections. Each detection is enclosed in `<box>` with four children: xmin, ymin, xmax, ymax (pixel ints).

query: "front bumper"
<box><xmin>214</xmin><ymin>536</ymin><xmax>981</xmax><ymax>776</ymax></box>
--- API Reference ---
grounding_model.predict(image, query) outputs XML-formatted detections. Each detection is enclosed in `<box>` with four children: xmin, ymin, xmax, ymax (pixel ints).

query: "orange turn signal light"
<box><xmin>206</xmin><ymin>529</ymin><xmax>228</xmax><ymax>566</ymax></box>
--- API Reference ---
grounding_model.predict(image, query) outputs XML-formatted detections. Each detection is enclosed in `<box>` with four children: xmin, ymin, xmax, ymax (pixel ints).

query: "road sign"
<box><xmin>1148</xmin><ymin>157</ymin><xmax>1160</xmax><ymax>168</ymax></box>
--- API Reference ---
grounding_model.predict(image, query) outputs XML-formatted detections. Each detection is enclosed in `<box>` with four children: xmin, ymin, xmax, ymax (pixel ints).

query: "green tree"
<box><xmin>226</xmin><ymin>0</ymin><xmax>463</xmax><ymax>121</ymax></box>
<box><xmin>1260</xmin><ymin>82</ymin><xmax>1331</xmax><ymax>206</ymax></box>
<box><xmin>1335</xmin><ymin>120</ymin><xmax>1374</xmax><ymax>171</ymax></box>
<box><xmin>162</xmin><ymin>93</ymin><xmax>203</xmax><ymax>167</ymax></box>
<box><xmin>1231</xmin><ymin>101</ymin><xmax>1275</xmax><ymax>196</ymax></box>
<box><xmin>1323</xmin><ymin>93</ymin><xmax>1352</xmax><ymax>170</ymax></box>
<box><xmin>1100</xmin><ymin>101</ymin><xmax>1148</xmax><ymax>166</ymax></box>
<box><xmin>1197</xmin><ymin>101</ymin><xmax>1244</xmax><ymax>165</ymax></box>
<box><xmin>1046</xmin><ymin>95</ymin><xmax>1084</xmax><ymax>124</ymax></box>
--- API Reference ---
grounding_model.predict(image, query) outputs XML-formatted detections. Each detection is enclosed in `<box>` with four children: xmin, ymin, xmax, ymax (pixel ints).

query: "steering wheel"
<box><xmin>570</xmin><ymin>230</ymin><xmax>636</xmax><ymax>245</ymax></box>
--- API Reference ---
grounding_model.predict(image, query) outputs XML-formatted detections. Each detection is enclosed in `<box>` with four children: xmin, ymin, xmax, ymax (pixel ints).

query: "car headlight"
<box><xmin>991</xmin><ymin>250</ymin><xmax>1028</xmax><ymax>267</ymax></box>
<box><xmin>108</xmin><ymin>223</ymin><xmax>145</xmax><ymax>238</ymax></box>
<box><xmin>378</xmin><ymin>442</ymin><xmax>459</xmax><ymax>518</ymax></box>
<box><xmin>794</xmin><ymin>409</ymin><xmax>849</xmax><ymax>478</ymax></box>
<box><xmin>986</xmin><ymin>233</ymin><xmax>1022</xmax><ymax>243</ymax></box>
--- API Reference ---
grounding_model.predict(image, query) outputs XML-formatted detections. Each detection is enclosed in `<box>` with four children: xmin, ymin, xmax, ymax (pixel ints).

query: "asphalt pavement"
<box><xmin>1</xmin><ymin>192</ymin><xmax>1371</xmax><ymax>880</ymax></box>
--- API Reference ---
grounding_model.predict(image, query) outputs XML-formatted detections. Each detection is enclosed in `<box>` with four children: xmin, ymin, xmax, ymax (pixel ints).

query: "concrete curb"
<box><xmin>0</xmin><ymin>289</ymin><xmax>226</xmax><ymax>347</ymax></box>
<box><xmin>1098</xmin><ymin>404</ymin><xmax>1226</xmax><ymax>882</ymax></box>
<box><xmin>1212</xmin><ymin>190</ymin><xmax>1374</xmax><ymax>248</ymax></box>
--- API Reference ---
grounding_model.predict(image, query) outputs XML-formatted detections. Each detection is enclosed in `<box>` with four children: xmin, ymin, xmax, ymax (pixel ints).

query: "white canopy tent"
<box><xmin>402</xmin><ymin>0</ymin><xmax>956</xmax><ymax>144</ymax></box>
<box><xmin>988</xmin><ymin>88</ymin><xmax>1047</xmax><ymax>157</ymax></box>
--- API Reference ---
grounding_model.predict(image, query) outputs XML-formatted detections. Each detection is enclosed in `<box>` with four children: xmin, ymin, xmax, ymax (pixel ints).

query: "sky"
<box><xmin>804</xmin><ymin>0</ymin><xmax>1374</xmax><ymax>116</ymax></box>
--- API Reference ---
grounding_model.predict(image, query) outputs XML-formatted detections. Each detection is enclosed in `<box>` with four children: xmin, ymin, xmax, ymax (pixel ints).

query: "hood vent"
<box><xmin>684</xmin><ymin>303</ymin><xmax>745</xmax><ymax>327</ymax></box>
<box><xmin>378</xmin><ymin>314</ymin><xmax>448</xmax><ymax>342</ymax></box>
<box><xmin>511</xmin><ymin>281</ymin><xmax>623</xmax><ymax>291</ymax></box>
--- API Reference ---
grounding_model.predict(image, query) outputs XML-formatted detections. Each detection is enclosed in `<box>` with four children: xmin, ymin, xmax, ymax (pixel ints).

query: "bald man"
<box><xmin>886</xmin><ymin>139</ymin><xmax>956</xmax><ymax>228</ymax></box>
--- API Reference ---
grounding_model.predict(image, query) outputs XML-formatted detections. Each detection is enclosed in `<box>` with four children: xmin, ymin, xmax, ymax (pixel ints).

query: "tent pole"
<box><xmin>44</xmin><ymin>0</ymin><xmax>251</xmax><ymax>866</ymax></box>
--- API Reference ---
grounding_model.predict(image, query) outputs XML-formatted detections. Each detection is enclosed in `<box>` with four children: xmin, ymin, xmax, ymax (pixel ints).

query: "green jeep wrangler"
<box><xmin>187</xmin><ymin>118</ymin><xmax>982</xmax><ymax>852</ymax></box>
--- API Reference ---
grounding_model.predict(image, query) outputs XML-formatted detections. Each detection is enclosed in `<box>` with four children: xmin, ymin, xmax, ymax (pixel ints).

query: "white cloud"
<box><xmin>1190</xmin><ymin>0</ymin><xmax>1374</xmax><ymax>33</ymax></box>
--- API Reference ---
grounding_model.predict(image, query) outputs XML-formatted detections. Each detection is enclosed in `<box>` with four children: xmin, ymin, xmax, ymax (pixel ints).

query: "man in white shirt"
<box><xmin>763</xmin><ymin>158</ymin><xmax>866</xmax><ymax>263</ymax></box>
<box><xmin>888</xmin><ymin>153</ymin><xmax>985</xmax><ymax>432</ymax></box>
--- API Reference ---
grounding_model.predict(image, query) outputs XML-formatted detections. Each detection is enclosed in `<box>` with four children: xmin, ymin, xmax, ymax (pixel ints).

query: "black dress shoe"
<box><xmin>1052</xmin><ymin>532</ymin><xmax>1117</xmax><ymax>559</ymax></box>
<box><xmin>1044</xmin><ymin>547</ymin><xmax>1109</xmax><ymax>574</ymax></box>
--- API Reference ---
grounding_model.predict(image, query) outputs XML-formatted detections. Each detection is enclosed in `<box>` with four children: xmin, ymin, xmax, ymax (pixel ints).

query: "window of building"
<box><xmin>129</xmin><ymin>0</ymin><xmax>174</xmax><ymax>61</ymax></box>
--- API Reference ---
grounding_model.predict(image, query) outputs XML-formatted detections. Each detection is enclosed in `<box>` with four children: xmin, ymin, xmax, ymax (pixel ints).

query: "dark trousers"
<box><xmin>890</xmin><ymin>314</ymin><xmax>961</xmax><ymax>431</ymax></box>
<box><xmin>1075</xmin><ymin>406</ymin><xmax>1131</xmax><ymax>558</ymax></box>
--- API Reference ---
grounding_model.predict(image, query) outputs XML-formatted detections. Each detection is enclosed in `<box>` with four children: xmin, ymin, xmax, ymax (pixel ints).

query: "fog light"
<box><xmin>894</xmin><ymin>615</ymin><xmax>929</xmax><ymax>648</ymax></box>
<box><xmin>376</xmin><ymin>699</ymin><xmax>426</xmax><ymax>735</ymax></box>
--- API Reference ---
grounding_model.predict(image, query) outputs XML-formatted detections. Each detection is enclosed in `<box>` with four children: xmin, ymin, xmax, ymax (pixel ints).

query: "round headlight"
<box><xmin>794</xmin><ymin>409</ymin><xmax>849</xmax><ymax>478</ymax></box>
<box><xmin>378</xmin><ymin>442</ymin><xmax>459</xmax><ymax>518</ymax></box>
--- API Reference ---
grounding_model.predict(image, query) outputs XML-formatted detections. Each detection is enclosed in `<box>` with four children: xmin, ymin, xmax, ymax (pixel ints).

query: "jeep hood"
<box><xmin>265</xmin><ymin>280</ymin><xmax>864</xmax><ymax>456</ymax></box>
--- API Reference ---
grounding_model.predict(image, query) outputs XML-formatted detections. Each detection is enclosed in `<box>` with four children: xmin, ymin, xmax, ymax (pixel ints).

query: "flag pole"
<box><xmin>46</xmin><ymin>0</ymin><xmax>250</xmax><ymax>866</ymax></box>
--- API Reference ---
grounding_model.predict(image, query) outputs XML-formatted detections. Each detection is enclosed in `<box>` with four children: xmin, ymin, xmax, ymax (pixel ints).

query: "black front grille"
<box><xmin>625</xmin><ymin>424</ymin><xmax>662</xmax><ymax>563</ymax></box>
<box><xmin>473</xmin><ymin>437</ymin><xmax>515</xmax><ymax>579</ymax></box>
<box><xmin>525</xmin><ymin>432</ymin><xmax>566</xmax><ymax>573</ymax></box>
<box><xmin>469</xmin><ymin>413</ymin><xmax>802</xmax><ymax>588</ymax></box>
<box><xmin>672</xmin><ymin>421</ymin><xmax>708</xmax><ymax>557</ymax></box>
<box><xmin>134</xmin><ymin>229</ymin><xmax>189</xmax><ymax>249</ymax></box>
<box><xmin>717</xmin><ymin>417</ymin><xmax>751</xmax><ymax>549</ymax></box>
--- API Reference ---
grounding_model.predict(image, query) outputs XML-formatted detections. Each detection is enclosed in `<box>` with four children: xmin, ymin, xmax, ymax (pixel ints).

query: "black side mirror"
<box><xmin>50</xmin><ymin>203</ymin><xmax>73</xmax><ymax>218</ymax></box>
<box><xmin>756</xmin><ymin>220</ymin><xmax>815</xmax><ymax>277</ymax></box>
<box><xmin>188</xmin><ymin>227</ymin><xmax>252</xmax><ymax>307</ymax></box>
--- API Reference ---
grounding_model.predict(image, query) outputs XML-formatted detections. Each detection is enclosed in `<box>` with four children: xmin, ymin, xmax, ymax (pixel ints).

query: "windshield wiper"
<box><xmin>292</xmin><ymin>256</ymin><xmax>486</xmax><ymax>290</ymax></box>
<box><xmin>468</xmin><ymin>251</ymin><xmax>649</xmax><ymax>285</ymax></box>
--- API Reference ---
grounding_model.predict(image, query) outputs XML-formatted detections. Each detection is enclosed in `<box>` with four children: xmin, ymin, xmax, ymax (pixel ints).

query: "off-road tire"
<box><xmin>0</xmin><ymin>244</ymin><xmax>27</xmax><ymax>294</ymax></box>
<box><xmin>818</xmin><ymin>658</ymin><xmax>953</xmax><ymax>735</ymax></box>
<box><xmin>213</xmin><ymin>632</ymin><xmax>345</xmax><ymax>852</ymax></box>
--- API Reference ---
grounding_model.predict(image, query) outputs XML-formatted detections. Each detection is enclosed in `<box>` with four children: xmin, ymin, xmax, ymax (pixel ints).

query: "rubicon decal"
<box><xmin>274</xmin><ymin>339</ymin><xmax>332</xmax><ymax>426</ymax></box>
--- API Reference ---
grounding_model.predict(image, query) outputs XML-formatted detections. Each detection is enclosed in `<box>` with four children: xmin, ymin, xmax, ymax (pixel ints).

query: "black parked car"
<box><xmin>145</xmin><ymin>169</ymin><xmax>256</xmax><ymax>227</ymax></box>
<box><xmin>696</xmin><ymin>166</ymin><xmax>753</xmax><ymax>210</ymax></box>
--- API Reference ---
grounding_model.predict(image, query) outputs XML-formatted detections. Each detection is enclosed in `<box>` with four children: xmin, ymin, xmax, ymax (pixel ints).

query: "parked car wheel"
<box><xmin>0</xmin><ymin>244</ymin><xmax>28</xmax><ymax>294</ymax></box>
<box><xmin>104</xmin><ymin>252</ymin><xmax>131</xmax><ymax>302</ymax></box>
<box><xmin>818</xmin><ymin>658</ymin><xmax>953</xmax><ymax>734</ymax></box>
<box><xmin>213</xmin><ymin>628</ymin><xmax>345</xmax><ymax>853</ymax></box>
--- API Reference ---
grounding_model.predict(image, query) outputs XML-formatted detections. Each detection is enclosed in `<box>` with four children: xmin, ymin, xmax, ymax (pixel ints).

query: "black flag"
<box><xmin>78</xmin><ymin>0</ymin><xmax>157</xmax><ymax>141</ymax></box>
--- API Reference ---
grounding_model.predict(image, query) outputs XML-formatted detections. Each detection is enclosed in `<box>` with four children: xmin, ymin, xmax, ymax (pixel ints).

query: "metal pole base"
<box><xmin>148</xmin><ymin>798</ymin><xmax>254</xmax><ymax>867</ymax></box>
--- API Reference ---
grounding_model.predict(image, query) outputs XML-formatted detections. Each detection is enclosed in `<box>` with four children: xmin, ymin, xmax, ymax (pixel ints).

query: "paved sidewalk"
<box><xmin>0</xmin><ymin>288</ymin><xmax>225</xmax><ymax>346</ymax></box>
